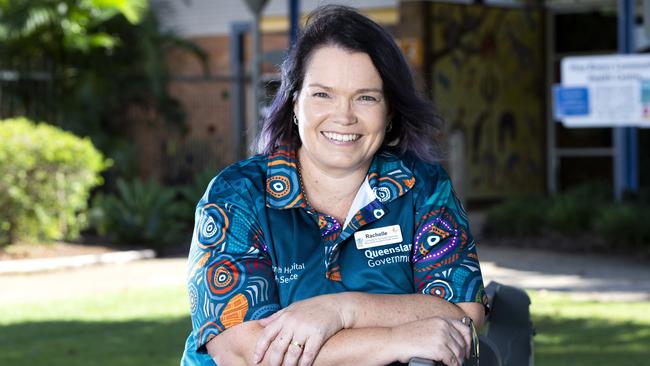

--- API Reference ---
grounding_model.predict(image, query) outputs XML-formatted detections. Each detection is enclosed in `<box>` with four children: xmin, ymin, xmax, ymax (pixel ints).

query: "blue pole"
<box><xmin>614</xmin><ymin>0</ymin><xmax>639</xmax><ymax>200</ymax></box>
<box><xmin>289</xmin><ymin>0</ymin><xmax>300</xmax><ymax>47</ymax></box>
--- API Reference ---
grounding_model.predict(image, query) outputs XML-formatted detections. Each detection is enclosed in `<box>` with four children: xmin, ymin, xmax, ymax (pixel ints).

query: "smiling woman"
<box><xmin>181</xmin><ymin>5</ymin><xmax>487</xmax><ymax>366</ymax></box>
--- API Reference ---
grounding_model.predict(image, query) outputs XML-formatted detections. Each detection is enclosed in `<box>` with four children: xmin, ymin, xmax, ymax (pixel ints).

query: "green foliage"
<box><xmin>89</xmin><ymin>168</ymin><xmax>220</xmax><ymax>251</ymax></box>
<box><xmin>593</xmin><ymin>204</ymin><xmax>650</xmax><ymax>250</ymax></box>
<box><xmin>546</xmin><ymin>182</ymin><xmax>611</xmax><ymax>234</ymax></box>
<box><xmin>89</xmin><ymin>177</ymin><xmax>187</xmax><ymax>250</ymax></box>
<box><xmin>0</xmin><ymin>117</ymin><xmax>109</xmax><ymax>245</ymax></box>
<box><xmin>177</xmin><ymin>168</ymin><xmax>216</xmax><ymax>220</ymax></box>
<box><xmin>484</xmin><ymin>197</ymin><xmax>548</xmax><ymax>237</ymax></box>
<box><xmin>0</xmin><ymin>0</ymin><xmax>207</xmax><ymax>180</ymax></box>
<box><xmin>483</xmin><ymin>182</ymin><xmax>650</xmax><ymax>251</ymax></box>
<box><xmin>0</xmin><ymin>0</ymin><xmax>146</xmax><ymax>56</ymax></box>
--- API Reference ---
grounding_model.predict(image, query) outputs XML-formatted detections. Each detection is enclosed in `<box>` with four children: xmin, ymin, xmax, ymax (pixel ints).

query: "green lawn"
<box><xmin>1</xmin><ymin>286</ymin><xmax>649</xmax><ymax>365</ymax></box>
<box><xmin>530</xmin><ymin>291</ymin><xmax>650</xmax><ymax>366</ymax></box>
<box><xmin>0</xmin><ymin>286</ymin><xmax>192</xmax><ymax>366</ymax></box>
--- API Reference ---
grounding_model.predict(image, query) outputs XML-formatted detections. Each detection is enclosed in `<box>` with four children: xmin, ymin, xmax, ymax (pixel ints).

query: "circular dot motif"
<box><xmin>267</xmin><ymin>176</ymin><xmax>291</xmax><ymax>198</ymax></box>
<box><xmin>427</xmin><ymin>234</ymin><xmax>441</xmax><ymax>247</ymax></box>
<box><xmin>197</xmin><ymin>204</ymin><xmax>229</xmax><ymax>249</ymax></box>
<box><xmin>206</xmin><ymin>259</ymin><xmax>240</xmax><ymax>297</ymax></box>
<box><xmin>373</xmin><ymin>208</ymin><xmax>385</xmax><ymax>219</ymax></box>
<box><xmin>374</xmin><ymin>187</ymin><xmax>391</xmax><ymax>202</ymax></box>
<box><xmin>424</xmin><ymin>280</ymin><xmax>454</xmax><ymax>301</ymax></box>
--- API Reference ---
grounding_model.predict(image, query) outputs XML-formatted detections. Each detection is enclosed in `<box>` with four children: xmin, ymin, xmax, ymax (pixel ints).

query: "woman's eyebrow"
<box><xmin>307</xmin><ymin>83</ymin><xmax>382</xmax><ymax>94</ymax></box>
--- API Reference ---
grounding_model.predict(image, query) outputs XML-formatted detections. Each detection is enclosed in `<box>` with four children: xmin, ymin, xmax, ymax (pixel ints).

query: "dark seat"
<box><xmin>407</xmin><ymin>281</ymin><xmax>534</xmax><ymax>366</ymax></box>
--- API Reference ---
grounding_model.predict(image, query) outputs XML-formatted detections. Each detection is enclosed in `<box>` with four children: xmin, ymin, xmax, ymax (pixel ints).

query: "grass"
<box><xmin>1</xmin><ymin>286</ymin><xmax>649</xmax><ymax>365</ymax></box>
<box><xmin>530</xmin><ymin>291</ymin><xmax>650</xmax><ymax>366</ymax></box>
<box><xmin>0</xmin><ymin>285</ymin><xmax>191</xmax><ymax>366</ymax></box>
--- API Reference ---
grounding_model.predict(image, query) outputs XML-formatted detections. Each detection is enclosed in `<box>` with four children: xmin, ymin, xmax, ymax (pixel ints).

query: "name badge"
<box><xmin>354</xmin><ymin>225</ymin><xmax>403</xmax><ymax>249</ymax></box>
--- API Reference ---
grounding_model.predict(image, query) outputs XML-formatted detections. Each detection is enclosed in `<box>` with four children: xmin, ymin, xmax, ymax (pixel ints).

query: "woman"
<box><xmin>182</xmin><ymin>5</ymin><xmax>487</xmax><ymax>366</ymax></box>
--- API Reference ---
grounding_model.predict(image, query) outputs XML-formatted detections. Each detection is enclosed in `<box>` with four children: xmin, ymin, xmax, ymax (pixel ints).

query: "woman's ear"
<box><xmin>292</xmin><ymin>92</ymin><xmax>300</xmax><ymax>117</ymax></box>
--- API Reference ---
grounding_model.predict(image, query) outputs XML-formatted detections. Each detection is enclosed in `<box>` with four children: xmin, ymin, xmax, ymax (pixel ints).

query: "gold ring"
<box><xmin>461</xmin><ymin>316</ymin><xmax>472</xmax><ymax>326</ymax></box>
<box><xmin>290</xmin><ymin>341</ymin><xmax>303</xmax><ymax>349</ymax></box>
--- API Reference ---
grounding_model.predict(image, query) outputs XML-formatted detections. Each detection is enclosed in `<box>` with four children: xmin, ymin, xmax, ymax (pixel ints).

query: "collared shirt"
<box><xmin>181</xmin><ymin>147</ymin><xmax>487</xmax><ymax>365</ymax></box>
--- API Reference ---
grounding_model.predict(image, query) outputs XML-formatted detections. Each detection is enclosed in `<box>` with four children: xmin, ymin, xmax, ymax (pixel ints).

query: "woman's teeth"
<box><xmin>323</xmin><ymin>132</ymin><xmax>361</xmax><ymax>142</ymax></box>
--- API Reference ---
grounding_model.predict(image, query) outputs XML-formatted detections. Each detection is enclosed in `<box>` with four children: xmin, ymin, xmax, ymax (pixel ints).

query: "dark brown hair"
<box><xmin>255</xmin><ymin>5</ymin><xmax>444</xmax><ymax>162</ymax></box>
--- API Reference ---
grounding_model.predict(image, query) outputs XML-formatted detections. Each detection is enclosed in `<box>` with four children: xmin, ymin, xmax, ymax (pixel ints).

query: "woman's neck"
<box><xmin>297</xmin><ymin>149</ymin><xmax>370</xmax><ymax>224</ymax></box>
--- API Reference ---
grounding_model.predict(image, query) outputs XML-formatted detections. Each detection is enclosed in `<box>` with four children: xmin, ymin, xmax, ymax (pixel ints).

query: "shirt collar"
<box><xmin>366</xmin><ymin>151</ymin><xmax>416</xmax><ymax>204</ymax></box>
<box><xmin>265</xmin><ymin>147</ymin><xmax>415</xmax><ymax>210</ymax></box>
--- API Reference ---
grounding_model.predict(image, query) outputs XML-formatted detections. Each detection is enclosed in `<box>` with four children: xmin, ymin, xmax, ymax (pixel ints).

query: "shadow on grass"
<box><xmin>0</xmin><ymin>317</ymin><xmax>192</xmax><ymax>366</ymax></box>
<box><xmin>534</xmin><ymin>315</ymin><xmax>650</xmax><ymax>366</ymax></box>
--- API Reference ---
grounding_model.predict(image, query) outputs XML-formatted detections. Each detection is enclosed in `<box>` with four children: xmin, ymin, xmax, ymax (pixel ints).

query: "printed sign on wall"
<box><xmin>556</xmin><ymin>54</ymin><xmax>650</xmax><ymax>128</ymax></box>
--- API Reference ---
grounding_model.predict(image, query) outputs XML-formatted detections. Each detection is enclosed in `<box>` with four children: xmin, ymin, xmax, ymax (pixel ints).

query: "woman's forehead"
<box><xmin>302</xmin><ymin>46</ymin><xmax>383</xmax><ymax>89</ymax></box>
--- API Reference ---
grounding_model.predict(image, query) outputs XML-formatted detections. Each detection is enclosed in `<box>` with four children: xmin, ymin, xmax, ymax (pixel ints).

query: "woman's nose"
<box><xmin>332</xmin><ymin>99</ymin><xmax>356</xmax><ymax>125</ymax></box>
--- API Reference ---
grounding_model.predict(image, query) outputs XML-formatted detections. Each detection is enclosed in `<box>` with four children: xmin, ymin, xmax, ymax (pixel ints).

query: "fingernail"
<box><xmin>252</xmin><ymin>353</ymin><xmax>260</xmax><ymax>363</ymax></box>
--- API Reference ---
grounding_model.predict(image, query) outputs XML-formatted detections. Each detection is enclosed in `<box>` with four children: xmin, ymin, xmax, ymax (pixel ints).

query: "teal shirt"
<box><xmin>181</xmin><ymin>147</ymin><xmax>487</xmax><ymax>365</ymax></box>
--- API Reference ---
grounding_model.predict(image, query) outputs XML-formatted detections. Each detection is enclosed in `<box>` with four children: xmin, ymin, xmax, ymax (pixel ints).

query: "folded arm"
<box><xmin>209</xmin><ymin>315</ymin><xmax>470</xmax><ymax>366</ymax></box>
<box><xmin>251</xmin><ymin>292</ymin><xmax>483</xmax><ymax>366</ymax></box>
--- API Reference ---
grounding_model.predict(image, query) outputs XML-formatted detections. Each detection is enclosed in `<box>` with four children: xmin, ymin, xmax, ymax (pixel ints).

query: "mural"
<box><xmin>430</xmin><ymin>4</ymin><xmax>545</xmax><ymax>200</ymax></box>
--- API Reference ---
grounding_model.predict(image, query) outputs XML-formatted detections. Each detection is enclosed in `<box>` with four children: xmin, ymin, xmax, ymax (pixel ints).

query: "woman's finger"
<box><xmin>281</xmin><ymin>338</ymin><xmax>305</xmax><ymax>366</ymax></box>
<box><xmin>446</xmin><ymin>321</ymin><xmax>468</xmax><ymax>360</ymax></box>
<box><xmin>451</xmin><ymin>320</ymin><xmax>472</xmax><ymax>358</ymax></box>
<box><xmin>297</xmin><ymin>336</ymin><xmax>321</xmax><ymax>366</ymax></box>
<box><xmin>269</xmin><ymin>331</ymin><xmax>293</xmax><ymax>366</ymax></box>
<box><xmin>253</xmin><ymin>320</ymin><xmax>283</xmax><ymax>363</ymax></box>
<box><xmin>444</xmin><ymin>328</ymin><xmax>465</xmax><ymax>366</ymax></box>
<box><xmin>442</xmin><ymin>343</ymin><xmax>463</xmax><ymax>366</ymax></box>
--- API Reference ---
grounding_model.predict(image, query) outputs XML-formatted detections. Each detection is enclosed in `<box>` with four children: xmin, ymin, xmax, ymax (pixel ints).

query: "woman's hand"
<box><xmin>253</xmin><ymin>294</ymin><xmax>351</xmax><ymax>366</ymax></box>
<box><xmin>391</xmin><ymin>316</ymin><xmax>472</xmax><ymax>366</ymax></box>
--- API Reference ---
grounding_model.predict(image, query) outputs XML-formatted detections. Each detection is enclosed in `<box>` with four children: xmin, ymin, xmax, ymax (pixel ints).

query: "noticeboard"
<box><xmin>554</xmin><ymin>54</ymin><xmax>650</xmax><ymax>128</ymax></box>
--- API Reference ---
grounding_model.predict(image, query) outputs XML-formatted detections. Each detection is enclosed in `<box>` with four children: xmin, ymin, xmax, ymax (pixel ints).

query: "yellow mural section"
<box><xmin>430</xmin><ymin>4</ymin><xmax>545</xmax><ymax>200</ymax></box>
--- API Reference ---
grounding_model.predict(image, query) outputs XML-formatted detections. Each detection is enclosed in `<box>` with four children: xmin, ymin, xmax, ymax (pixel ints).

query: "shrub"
<box><xmin>89</xmin><ymin>177</ymin><xmax>187</xmax><ymax>251</ymax></box>
<box><xmin>177</xmin><ymin>168</ymin><xmax>217</xmax><ymax>223</ymax></box>
<box><xmin>483</xmin><ymin>197</ymin><xmax>549</xmax><ymax>237</ymax></box>
<box><xmin>593</xmin><ymin>204</ymin><xmax>650</xmax><ymax>251</ymax></box>
<box><xmin>0</xmin><ymin>118</ymin><xmax>109</xmax><ymax>245</ymax></box>
<box><xmin>546</xmin><ymin>182</ymin><xmax>611</xmax><ymax>234</ymax></box>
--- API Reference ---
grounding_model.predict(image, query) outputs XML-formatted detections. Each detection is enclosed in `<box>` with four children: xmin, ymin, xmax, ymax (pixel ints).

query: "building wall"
<box><xmin>430</xmin><ymin>3</ymin><xmax>546</xmax><ymax>201</ymax></box>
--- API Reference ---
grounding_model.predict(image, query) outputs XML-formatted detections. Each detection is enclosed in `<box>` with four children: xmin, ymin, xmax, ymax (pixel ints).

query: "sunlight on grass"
<box><xmin>0</xmin><ymin>285</ymin><xmax>191</xmax><ymax>366</ymax></box>
<box><xmin>0</xmin><ymin>285</ymin><xmax>189</xmax><ymax>323</ymax></box>
<box><xmin>529</xmin><ymin>290</ymin><xmax>650</xmax><ymax>366</ymax></box>
<box><xmin>1</xmin><ymin>285</ymin><xmax>649</xmax><ymax>365</ymax></box>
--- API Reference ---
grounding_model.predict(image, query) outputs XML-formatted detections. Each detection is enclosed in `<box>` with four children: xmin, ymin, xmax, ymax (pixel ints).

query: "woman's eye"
<box><xmin>359</xmin><ymin>95</ymin><xmax>378</xmax><ymax>102</ymax></box>
<box><xmin>313</xmin><ymin>92</ymin><xmax>329</xmax><ymax>98</ymax></box>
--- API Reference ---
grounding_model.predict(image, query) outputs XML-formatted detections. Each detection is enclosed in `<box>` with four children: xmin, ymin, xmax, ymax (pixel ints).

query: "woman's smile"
<box><xmin>321</xmin><ymin>131</ymin><xmax>362</xmax><ymax>144</ymax></box>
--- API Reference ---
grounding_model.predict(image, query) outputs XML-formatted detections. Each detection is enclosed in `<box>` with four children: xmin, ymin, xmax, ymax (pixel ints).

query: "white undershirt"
<box><xmin>343</xmin><ymin>179</ymin><xmax>376</xmax><ymax>229</ymax></box>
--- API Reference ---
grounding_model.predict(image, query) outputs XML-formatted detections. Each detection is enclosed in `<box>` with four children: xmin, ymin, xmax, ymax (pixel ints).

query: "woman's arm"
<box><xmin>253</xmin><ymin>292</ymin><xmax>481</xmax><ymax>366</ymax></box>
<box><xmin>339</xmin><ymin>292</ymin><xmax>484</xmax><ymax>328</ymax></box>
<box><xmin>209</xmin><ymin>316</ymin><xmax>470</xmax><ymax>366</ymax></box>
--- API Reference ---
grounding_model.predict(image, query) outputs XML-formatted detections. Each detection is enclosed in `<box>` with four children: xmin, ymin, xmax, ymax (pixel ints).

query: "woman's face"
<box><xmin>294</xmin><ymin>45</ymin><xmax>388</xmax><ymax>175</ymax></box>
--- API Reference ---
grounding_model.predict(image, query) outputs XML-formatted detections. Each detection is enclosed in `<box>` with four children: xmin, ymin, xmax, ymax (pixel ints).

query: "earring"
<box><xmin>386</xmin><ymin>120</ymin><xmax>392</xmax><ymax>132</ymax></box>
<box><xmin>293</xmin><ymin>115</ymin><xmax>299</xmax><ymax>126</ymax></box>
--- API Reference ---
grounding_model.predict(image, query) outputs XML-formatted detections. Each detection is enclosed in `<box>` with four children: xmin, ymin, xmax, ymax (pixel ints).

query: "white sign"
<box><xmin>558</xmin><ymin>54</ymin><xmax>650</xmax><ymax>128</ymax></box>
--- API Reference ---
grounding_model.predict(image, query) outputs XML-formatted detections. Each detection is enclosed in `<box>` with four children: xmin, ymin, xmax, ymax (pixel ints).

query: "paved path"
<box><xmin>0</xmin><ymin>258</ymin><xmax>187</xmax><ymax>304</ymax></box>
<box><xmin>478</xmin><ymin>246</ymin><xmax>650</xmax><ymax>301</ymax></box>
<box><xmin>1</xmin><ymin>246</ymin><xmax>649</xmax><ymax>304</ymax></box>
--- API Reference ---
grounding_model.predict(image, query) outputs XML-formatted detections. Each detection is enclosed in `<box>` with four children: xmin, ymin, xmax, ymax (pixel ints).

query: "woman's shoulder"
<box><xmin>378</xmin><ymin>150</ymin><xmax>448</xmax><ymax>184</ymax></box>
<box><xmin>378</xmin><ymin>152</ymin><xmax>453</xmax><ymax>206</ymax></box>
<box><xmin>202</xmin><ymin>154</ymin><xmax>270</xmax><ymax>207</ymax></box>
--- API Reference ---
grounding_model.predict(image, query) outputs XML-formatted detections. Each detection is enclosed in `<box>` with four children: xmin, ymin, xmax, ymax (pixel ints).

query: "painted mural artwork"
<box><xmin>430</xmin><ymin>4</ymin><xmax>545</xmax><ymax>200</ymax></box>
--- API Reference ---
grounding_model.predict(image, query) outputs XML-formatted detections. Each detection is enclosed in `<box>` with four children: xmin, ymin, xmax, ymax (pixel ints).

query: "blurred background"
<box><xmin>1</xmin><ymin>0</ymin><xmax>649</xmax><ymax>365</ymax></box>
